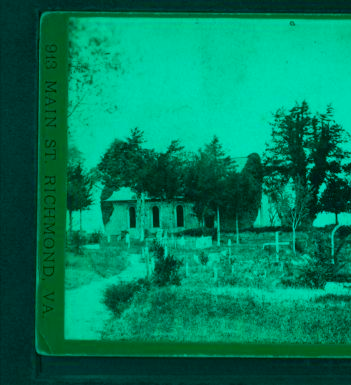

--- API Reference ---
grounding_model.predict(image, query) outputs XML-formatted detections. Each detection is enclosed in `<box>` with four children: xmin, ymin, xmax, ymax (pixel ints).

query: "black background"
<box><xmin>1</xmin><ymin>1</ymin><xmax>351</xmax><ymax>384</ymax></box>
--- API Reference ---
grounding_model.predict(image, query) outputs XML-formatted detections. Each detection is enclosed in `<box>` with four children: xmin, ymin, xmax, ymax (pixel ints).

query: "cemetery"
<box><xmin>65</xmin><ymin>224</ymin><xmax>351</xmax><ymax>343</ymax></box>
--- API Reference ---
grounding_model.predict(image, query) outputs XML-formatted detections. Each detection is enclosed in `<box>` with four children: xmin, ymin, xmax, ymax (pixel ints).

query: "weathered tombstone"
<box><xmin>126</xmin><ymin>232</ymin><xmax>130</xmax><ymax>249</ymax></box>
<box><xmin>193</xmin><ymin>254</ymin><xmax>200</xmax><ymax>264</ymax></box>
<box><xmin>156</xmin><ymin>229</ymin><xmax>163</xmax><ymax>243</ymax></box>
<box><xmin>179</xmin><ymin>235</ymin><xmax>186</xmax><ymax>248</ymax></box>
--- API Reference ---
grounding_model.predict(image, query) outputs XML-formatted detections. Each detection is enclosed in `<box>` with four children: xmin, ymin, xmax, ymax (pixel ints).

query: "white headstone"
<box><xmin>179</xmin><ymin>236</ymin><xmax>186</xmax><ymax>248</ymax></box>
<box><xmin>126</xmin><ymin>232</ymin><xmax>130</xmax><ymax>248</ymax></box>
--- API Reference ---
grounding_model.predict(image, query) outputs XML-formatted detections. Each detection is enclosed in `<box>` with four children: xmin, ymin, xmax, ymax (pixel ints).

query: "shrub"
<box><xmin>102</xmin><ymin>279</ymin><xmax>150</xmax><ymax>316</ymax></box>
<box><xmin>199</xmin><ymin>251</ymin><xmax>209</xmax><ymax>266</ymax></box>
<box><xmin>151</xmin><ymin>241</ymin><xmax>183</xmax><ymax>286</ymax></box>
<box><xmin>281</xmin><ymin>234</ymin><xmax>334</xmax><ymax>289</ymax></box>
<box><xmin>87</xmin><ymin>230</ymin><xmax>103</xmax><ymax>244</ymax></box>
<box><xmin>68</xmin><ymin>230</ymin><xmax>87</xmax><ymax>254</ymax></box>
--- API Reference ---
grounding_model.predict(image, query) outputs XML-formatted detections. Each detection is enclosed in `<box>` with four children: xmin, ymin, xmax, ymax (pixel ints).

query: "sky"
<box><xmin>68</xmin><ymin>15</ymin><xmax>351</xmax><ymax>231</ymax></box>
<box><xmin>68</xmin><ymin>15</ymin><xmax>351</xmax><ymax>170</ymax></box>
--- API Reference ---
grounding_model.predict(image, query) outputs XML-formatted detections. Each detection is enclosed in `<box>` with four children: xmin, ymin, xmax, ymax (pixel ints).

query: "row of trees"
<box><xmin>97</xmin><ymin>128</ymin><xmax>264</xmax><ymax>243</ymax></box>
<box><xmin>67</xmin><ymin>101</ymin><xmax>351</xmax><ymax>250</ymax></box>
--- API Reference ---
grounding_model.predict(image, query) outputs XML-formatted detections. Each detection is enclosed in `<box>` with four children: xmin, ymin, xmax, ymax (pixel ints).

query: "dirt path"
<box><xmin>65</xmin><ymin>254</ymin><xmax>146</xmax><ymax>340</ymax></box>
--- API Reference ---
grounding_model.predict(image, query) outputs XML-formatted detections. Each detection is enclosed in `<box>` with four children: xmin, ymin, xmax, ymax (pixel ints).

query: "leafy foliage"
<box><xmin>319</xmin><ymin>176</ymin><xmax>351</xmax><ymax>223</ymax></box>
<box><xmin>184</xmin><ymin>135</ymin><xmax>235</xmax><ymax>224</ymax></box>
<box><xmin>151</xmin><ymin>241</ymin><xmax>183</xmax><ymax>286</ymax></box>
<box><xmin>263</xmin><ymin>101</ymin><xmax>350</xmax><ymax>223</ymax></box>
<box><xmin>281</xmin><ymin>233</ymin><xmax>335</xmax><ymax>289</ymax></box>
<box><xmin>67</xmin><ymin>162</ymin><xmax>93</xmax><ymax>213</ymax></box>
<box><xmin>199</xmin><ymin>251</ymin><xmax>209</xmax><ymax>266</ymax></box>
<box><xmin>69</xmin><ymin>230</ymin><xmax>87</xmax><ymax>254</ymax></box>
<box><xmin>102</xmin><ymin>279</ymin><xmax>151</xmax><ymax>316</ymax></box>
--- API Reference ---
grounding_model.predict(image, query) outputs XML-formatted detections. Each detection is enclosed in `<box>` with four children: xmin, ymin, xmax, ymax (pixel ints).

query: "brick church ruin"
<box><xmin>104</xmin><ymin>187</ymin><xmax>199</xmax><ymax>239</ymax></box>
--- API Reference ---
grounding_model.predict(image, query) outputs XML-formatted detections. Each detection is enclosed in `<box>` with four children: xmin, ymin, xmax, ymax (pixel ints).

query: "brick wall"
<box><xmin>105</xmin><ymin>200</ymin><xmax>199</xmax><ymax>238</ymax></box>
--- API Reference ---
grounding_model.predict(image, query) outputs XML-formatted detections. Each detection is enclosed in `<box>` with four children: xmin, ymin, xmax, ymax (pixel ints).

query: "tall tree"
<box><xmin>240</xmin><ymin>153</ymin><xmax>264</xmax><ymax>227</ymax></box>
<box><xmin>275</xmin><ymin>177</ymin><xmax>313</xmax><ymax>254</ymax></box>
<box><xmin>67</xmin><ymin>162</ymin><xmax>93</xmax><ymax>236</ymax></box>
<box><xmin>98</xmin><ymin>128</ymin><xmax>155</xmax><ymax>241</ymax></box>
<box><xmin>263</xmin><ymin>101</ymin><xmax>350</xmax><ymax>224</ymax></box>
<box><xmin>184</xmin><ymin>136</ymin><xmax>234</xmax><ymax>245</ymax></box>
<box><xmin>146</xmin><ymin>140</ymin><xmax>185</xmax><ymax>200</ymax></box>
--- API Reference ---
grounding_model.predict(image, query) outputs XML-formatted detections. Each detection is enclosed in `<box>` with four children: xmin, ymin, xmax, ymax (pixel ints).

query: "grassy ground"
<box><xmin>65</xmin><ymin>234</ymin><xmax>351</xmax><ymax>343</ymax></box>
<box><xmin>101</xmin><ymin>285</ymin><xmax>351</xmax><ymax>344</ymax></box>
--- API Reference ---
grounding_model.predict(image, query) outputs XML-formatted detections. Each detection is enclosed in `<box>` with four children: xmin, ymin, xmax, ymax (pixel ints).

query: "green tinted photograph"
<box><xmin>65</xmin><ymin>16</ymin><xmax>351</xmax><ymax>344</ymax></box>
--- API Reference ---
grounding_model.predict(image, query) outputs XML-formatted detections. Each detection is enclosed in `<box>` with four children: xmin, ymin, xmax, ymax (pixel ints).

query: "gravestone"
<box><xmin>125</xmin><ymin>232</ymin><xmax>130</xmax><ymax>249</ymax></box>
<box><xmin>179</xmin><ymin>236</ymin><xmax>186</xmax><ymax>248</ymax></box>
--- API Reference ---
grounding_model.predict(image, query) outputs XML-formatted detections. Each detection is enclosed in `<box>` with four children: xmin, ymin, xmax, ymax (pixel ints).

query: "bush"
<box><xmin>151</xmin><ymin>241</ymin><xmax>183</xmax><ymax>286</ymax></box>
<box><xmin>102</xmin><ymin>279</ymin><xmax>150</xmax><ymax>316</ymax></box>
<box><xmin>68</xmin><ymin>231</ymin><xmax>87</xmax><ymax>254</ymax></box>
<box><xmin>281</xmin><ymin>234</ymin><xmax>334</xmax><ymax>289</ymax></box>
<box><xmin>87</xmin><ymin>230</ymin><xmax>103</xmax><ymax>244</ymax></box>
<box><xmin>199</xmin><ymin>251</ymin><xmax>209</xmax><ymax>266</ymax></box>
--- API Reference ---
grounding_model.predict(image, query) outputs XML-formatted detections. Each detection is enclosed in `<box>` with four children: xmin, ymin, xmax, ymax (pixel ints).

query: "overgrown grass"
<box><xmin>65</xmin><ymin>252</ymin><xmax>103</xmax><ymax>290</ymax></box>
<box><xmin>65</xmin><ymin>246</ymin><xmax>130</xmax><ymax>289</ymax></box>
<box><xmin>101</xmin><ymin>286</ymin><xmax>351</xmax><ymax>343</ymax></box>
<box><xmin>86</xmin><ymin>246</ymin><xmax>129</xmax><ymax>278</ymax></box>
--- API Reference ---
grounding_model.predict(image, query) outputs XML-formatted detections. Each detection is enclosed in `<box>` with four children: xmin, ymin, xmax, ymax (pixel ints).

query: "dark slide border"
<box><xmin>2</xmin><ymin>1</ymin><xmax>351</xmax><ymax>384</ymax></box>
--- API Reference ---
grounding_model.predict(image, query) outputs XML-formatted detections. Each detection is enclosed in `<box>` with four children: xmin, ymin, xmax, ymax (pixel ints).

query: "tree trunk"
<box><xmin>236</xmin><ymin>213</ymin><xmax>240</xmax><ymax>245</ymax></box>
<box><xmin>139</xmin><ymin>192</ymin><xmax>145</xmax><ymax>242</ymax></box>
<box><xmin>335</xmin><ymin>212</ymin><xmax>339</xmax><ymax>225</ymax></box>
<box><xmin>292</xmin><ymin>226</ymin><xmax>296</xmax><ymax>255</ymax></box>
<box><xmin>217</xmin><ymin>206</ymin><xmax>220</xmax><ymax>246</ymax></box>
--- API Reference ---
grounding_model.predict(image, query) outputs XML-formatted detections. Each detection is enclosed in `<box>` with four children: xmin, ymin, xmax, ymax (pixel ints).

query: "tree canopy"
<box><xmin>263</xmin><ymin>101</ymin><xmax>350</xmax><ymax>223</ymax></box>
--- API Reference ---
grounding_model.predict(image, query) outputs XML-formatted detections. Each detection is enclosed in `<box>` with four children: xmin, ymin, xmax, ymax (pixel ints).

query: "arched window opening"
<box><xmin>152</xmin><ymin>206</ymin><xmax>160</xmax><ymax>228</ymax></box>
<box><xmin>129</xmin><ymin>207</ymin><xmax>136</xmax><ymax>228</ymax></box>
<box><xmin>176</xmin><ymin>205</ymin><xmax>184</xmax><ymax>227</ymax></box>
